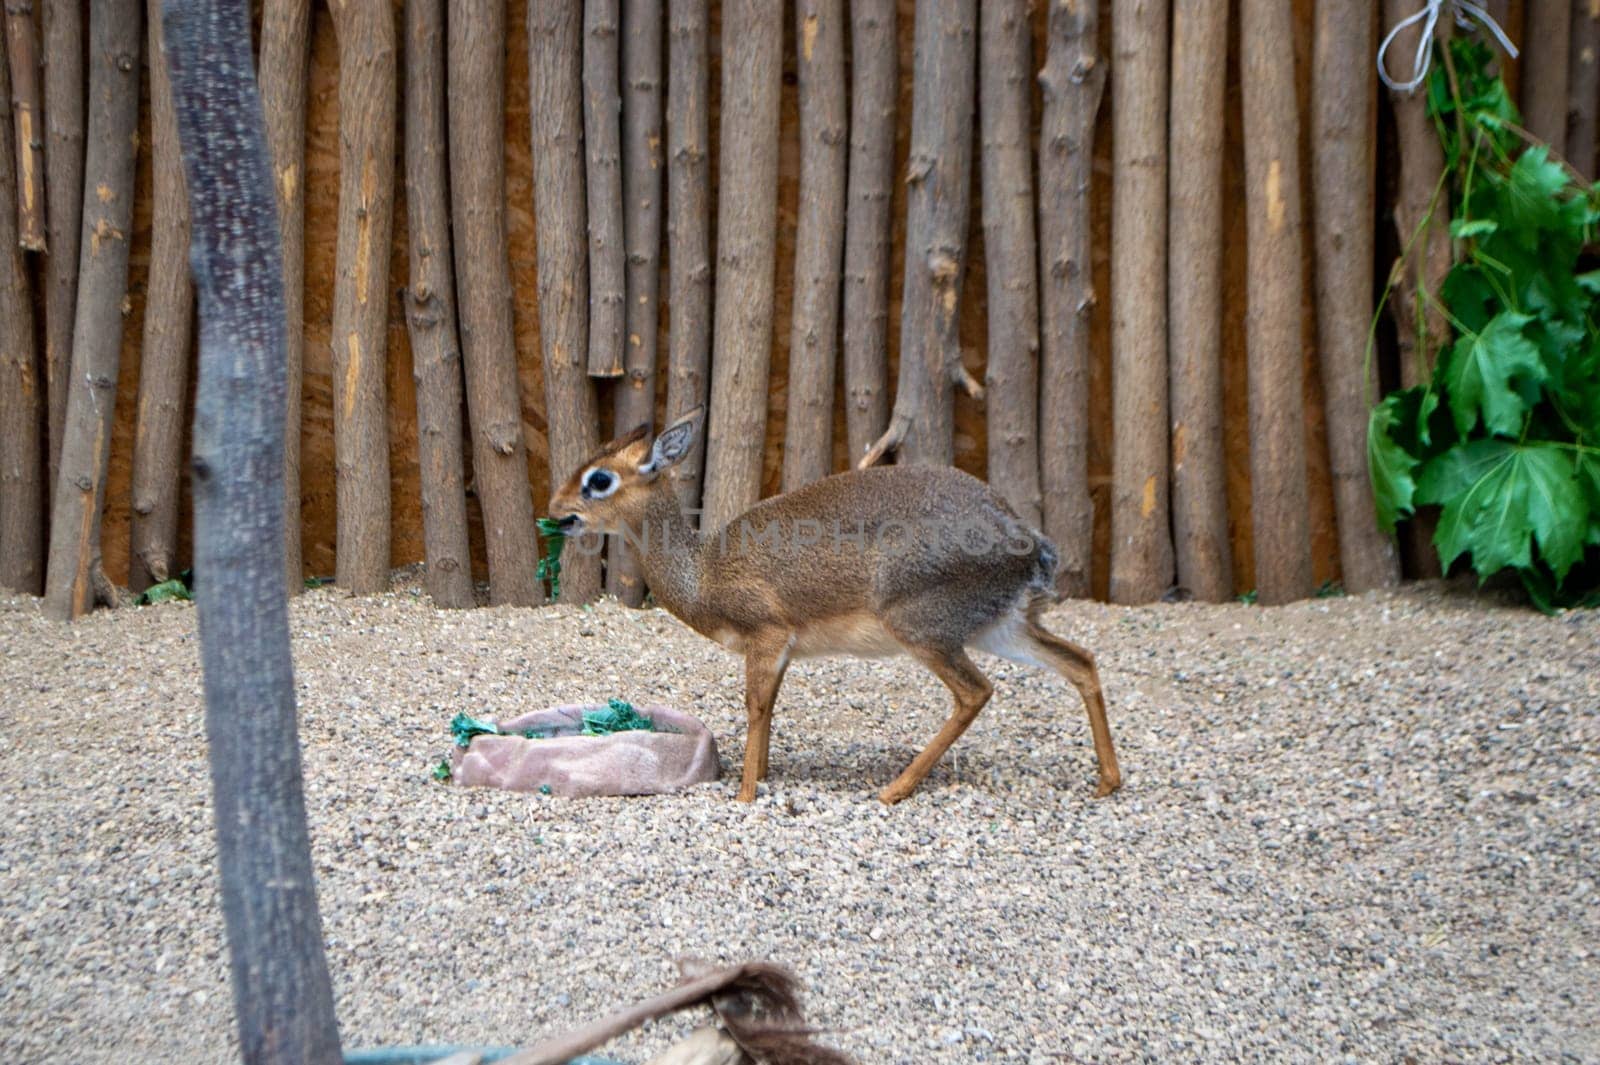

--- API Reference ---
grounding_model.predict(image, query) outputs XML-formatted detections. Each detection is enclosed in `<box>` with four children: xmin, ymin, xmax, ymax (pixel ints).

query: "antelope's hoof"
<box><xmin>1094</xmin><ymin>773</ymin><xmax>1122</xmax><ymax>798</ymax></box>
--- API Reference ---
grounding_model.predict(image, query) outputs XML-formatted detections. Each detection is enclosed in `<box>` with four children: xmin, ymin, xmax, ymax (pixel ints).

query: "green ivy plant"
<box><xmin>1369</xmin><ymin>39</ymin><xmax>1600</xmax><ymax>611</ymax></box>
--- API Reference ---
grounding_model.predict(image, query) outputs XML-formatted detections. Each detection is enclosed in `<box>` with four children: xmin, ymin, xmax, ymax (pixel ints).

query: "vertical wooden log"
<box><xmin>1108</xmin><ymin>0</ymin><xmax>1172</xmax><ymax>604</ymax></box>
<box><xmin>1382</xmin><ymin>0</ymin><xmax>1449</xmax><ymax>578</ymax></box>
<box><xmin>1568</xmin><ymin>0</ymin><xmax>1600</xmax><ymax>178</ymax></box>
<box><xmin>162</xmin><ymin>1</ymin><xmax>342</xmax><ymax>1058</ymax></box>
<box><xmin>701</xmin><ymin>0</ymin><xmax>782</xmax><ymax>533</ymax></box>
<box><xmin>607</xmin><ymin>0</ymin><xmax>664</xmax><ymax>605</ymax></box>
<box><xmin>259</xmin><ymin>0</ymin><xmax>311</xmax><ymax>595</ymax></box>
<box><xmin>978</xmin><ymin>0</ymin><xmax>1040</xmax><ymax>528</ymax></box>
<box><xmin>529</xmin><ymin>0</ymin><xmax>603</xmax><ymax>604</ymax></box>
<box><xmin>1166</xmin><ymin>0</ymin><xmax>1230</xmax><ymax>601</ymax></box>
<box><xmin>780</xmin><ymin>0</ymin><xmax>846</xmax><ymax>493</ymax></box>
<box><xmin>1037</xmin><ymin>0</ymin><xmax>1102</xmax><ymax>598</ymax></box>
<box><xmin>1240</xmin><ymin>0</ymin><xmax>1311</xmax><ymax>605</ymax></box>
<box><xmin>43</xmin><ymin>0</ymin><xmax>140</xmax><ymax>621</ymax></box>
<box><xmin>840</xmin><ymin>0</ymin><xmax>894</xmax><ymax>467</ymax></box>
<box><xmin>450</xmin><ymin>0</ymin><xmax>541</xmax><ymax>606</ymax></box>
<box><xmin>1523</xmin><ymin>0</ymin><xmax>1572</xmax><ymax>152</ymax></box>
<box><xmin>583</xmin><ymin>0</ymin><xmax>624</xmax><ymax>378</ymax></box>
<box><xmin>3</xmin><ymin>0</ymin><xmax>44</xmax><ymax>249</ymax></box>
<box><xmin>41</xmin><ymin>0</ymin><xmax>83</xmax><ymax>498</ymax></box>
<box><xmin>0</xmin><ymin>33</ymin><xmax>42</xmax><ymax>592</ymax></box>
<box><xmin>327</xmin><ymin>0</ymin><xmax>394</xmax><ymax>595</ymax></box>
<box><xmin>1313</xmin><ymin>0</ymin><xmax>1400</xmax><ymax>593</ymax></box>
<box><xmin>860</xmin><ymin>0</ymin><xmax>978</xmax><ymax>472</ymax></box>
<box><xmin>404</xmin><ymin>0</ymin><xmax>473</xmax><ymax>609</ymax></box>
<box><xmin>664</xmin><ymin>0</ymin><xmax>711</xmax><ymax>512</ymax></box>
<box><xmin>129</xmin><ymin>0</ymin><xmax>195</xmax><ymax>593</ymax></box>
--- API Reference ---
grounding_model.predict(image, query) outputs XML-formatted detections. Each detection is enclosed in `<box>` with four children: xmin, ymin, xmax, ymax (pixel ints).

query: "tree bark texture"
<box><xmin>1241</xmin><ymin>0</ymin><xmax>1312</xmax><ymax>605</ymax></box>
<box><xmin>701</xmin><ymin>0</ymin><xmax>781</xmax><ymax>534</ymax></box>
<box><xmin>978</xmin><ymin>0</ymin><xmax>1041</xmax><ymax>529</ymax></box>
<box><xmin>528</xmin><ymin>0</ymin><xmax>602</xmax><ymax>604</ymax></box>
<box><xmin>404</xmin><ymin>0</ymin><xmax>473</xmax><ymax>608</ymax></box>
<box><xmin>860</xmin><ymin>0</ymin><xmax>978</xmax><ymax>472</ymax></box>
<box><xmin>4</xmin><ymin>0</ymin><xmax>44</xmax><ymax>249</ymax></box>
<box><xmin>840</xmin><ymin>0</ymin><xmax>894</xmax><ymax>467</ymax></box>
<box><xmin>1568</xmin><ymin>0</ymin><xmax>1600</xmax><ymax>178</ymax></box>
<box><xmin>1166</xmin><ymin>0</ymin><xmax>1230</xmax><ymax>601</ymax></box>
<box><xmin>607</xmin><ymin>0</ymin><xmax>664</xmax><ymax>605</ymax></box>
<box><xmin>1108</xmin><ymin>0</ymin><xmax>1172</xmax><ymax>604</ymax></box>
<box><xmin>583</xmin><ymin>0</ymin><xmax>624</xmax><ymax>377</ymax></box>
<box><xmin>449</xmin><ymin>0</ymin><xmax>541</xmax><ymax>605</ymax></box>
<box><xmin>1522</xmin><ymin>0</ymin><xmax>1571</xmax><ymax>153</ymax></box>
<box><xmin>162</xmin><ymin>3</ymin><xmax>342</xmax><ymax>1059</ymax></box>
<box><xmin>327</xmin><ymin>0</ymin><xmax>394</xmax><ymax>595</ymax></box>
<box><xmin>0</xmin><ymin>33</ymin><xmax>41</xmax><ymax>592</ymax></box>
<box><xmin>664</xmin><ymin>0</ymin><xmax>710</xmax><ymax>513</ymax></box>
<box><xmin>259</xmin><ymin>0</ymin><xmax>311</xmax><ymax>594</ymax></box>
<box><xmin>129</xmin><ymin>0</ymin><xmax>194</xmax><ymax>593</ymax></box>
<box><xmin>780</xmin><ymin>0</ymin><xmax>846</xmax><ymax>493</ymax></box>
<box><xmin>1312</xmin><ymin>0</ymin><xmax>1400</xmax><ymax>594</ymax></box>
<box><xmin>1382</xmin><ymin>0</ymin><xmax>1449</xmax><ymax>578</ymax></box>
<box><xmin>1037</xmin><ymin>0</ymin><xmax>1102</xmax><ymax>599</ymax></box>
<box><xmin>41</xmin><ymin>0</ymin><xmax>83</xmax><ymax>497</ymax></box>
<box><xmin>43</xmin><ymin>0</ymin><xmax>140</xmax><ymax>621</ymax></box>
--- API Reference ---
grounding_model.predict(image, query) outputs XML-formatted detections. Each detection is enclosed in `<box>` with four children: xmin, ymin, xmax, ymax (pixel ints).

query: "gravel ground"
<box><xmin>1</xmin><ymin>575</ymin><xmax>1597</xmax><ymax>1063</ymax></box>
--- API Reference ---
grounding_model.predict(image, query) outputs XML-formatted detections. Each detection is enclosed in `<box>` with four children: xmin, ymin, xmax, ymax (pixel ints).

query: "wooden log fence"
<box><xmin>0</xmin><ymin>1</ymin><xmax>1569</xmax><ymax>614</ymax></box>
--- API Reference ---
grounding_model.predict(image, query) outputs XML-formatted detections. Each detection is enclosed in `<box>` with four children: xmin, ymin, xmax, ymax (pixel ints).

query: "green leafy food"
<box><xmin>536</xmin><ymin>518</ymin><xmax>566</xmax><ymax>601</ymax></box>
<box><xmin>450</xmin><ymin>712</ymin><xmax>504</xmax><ymax>748</ymax></box>
<box><xmin>432</xmin><ymin>759</ymin><xmax>452</xmax><ymax>783</ymax></box>
<box><xmin>1370</xmin><ymin>39</ymin><xmax>1600</xmax><ymax>610</ymax></box>
<box><xmin>580</xmin><ymin>698</ymin><xmax>657</xmax><ymax>736</ymax></box>
<box><xmin>136</xmin><ymin>578</ymin><xmax>193</xmax><ymax>606</ymax></box>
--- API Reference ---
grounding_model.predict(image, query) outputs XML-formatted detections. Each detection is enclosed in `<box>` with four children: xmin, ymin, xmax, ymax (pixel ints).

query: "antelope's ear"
<box><xmin>640</xmin><ymin>407</ymin><xmax>703</xmax><ymax>474</ymax></box>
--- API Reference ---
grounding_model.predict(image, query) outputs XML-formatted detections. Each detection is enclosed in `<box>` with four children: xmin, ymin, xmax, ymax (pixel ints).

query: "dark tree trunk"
<box><xmin>162</xmin><ymin>3</ymin><xmax>342</xmax><ymax>1060</ymax></box>
<box><xmin>860</xmin><ymin>0</ymin><xmax>979</xmax><ymax>471</ymax></box>
<box><xmin>978</xmin><ymin>0</ymin><xmax>1040</xmax><ymax>528</ymax></box>
<box><xmin>607</xmin><ymin>0</ymin><xmax>664</xmax><ymax>605</ymax></box>
<box><xmin>41</xmin><ymin>0</ymin><xmax>84</xmax><ymax>499</ymax></box>
<box><xmin>327</xmin><ymin>0</ymin><xmax>394</xmax><ymax>595</ymax></box>
<box><xmin>403</xmin><ymin>0</ymin><xmax>473</xmax><ymax>608</ymax></box>
<box><xmin>1522</xmin><ymin>0</ymin><xmax>1571</xmax><ymax>153</ymax></box>
<box><xmin>701</xmin><ymin>0</ymin><xmax>781</xmax><ymax>533</ymax></box>
<box><xmin>1568</xmin><ymin>0</ymin><xmax>1600</xmax><ymax>179</ymax></box>
<box><xmin>258</xmin><ymin>0</ymin><xmax>311</xmax><ymax>594</ymax></box>
<box><xmin>1036</xmin><ymin>0</ymin><xmax>1102</xmax><ymax>598</ymax></box>
<box><xmin>43</xmin><ymin>0</ymin><xmax>140</xmax><ymax>621</ymax></box>
<box><xmin>1382</xmin><ymin>0</ymin><xmax>1449</xmax><ymax>578</ymax></box>
<box><xmin>664</xmin><ymin>0</ymin><xmax>710</xmax><ymax>513</ymax></box>
<box><xmin>4</xmin><ymin>0</ymin><xmax>44</xmax><ymax>249</ymax></box>
<box><xmin>1241</xmin><ymin>0</ymin><xmax>1312</xmax><ymax>605</ymax></box>
<box><xmin>583</xmin><ymin>0</ymin><xmax>624</xmax><ymax>378</ymax></box>
<box><xmin>780</xmin><ymin>0</ymin><xmax>846</xmax><ymax>493</ymax></box>
<box><xmin>1108</xmin><ymin>0</ymin><xmax>1172</xmax><ymax>604</ymax></box>
<box><xmin>839</xmin><ymin>0</ymin><xmax>894</xmax><ymax>468</ymax></box>
<box><xmin>528</xmin><ymin>0</ymin><xmax>603</xmax><ymax>604</ymax></box>
<box><xmin>1313</xmin><ymin>0</ymin><xmax>1400</xmax><ymax>593</ymax></box>
<box><xmin>449</xmin><ymin>0</ymin><xmax>541</xmax><ymax>605</ymax></box>
<box><xmin>0</xmin><ymin>33</ymin><xmax>42</xmax><ymax>592</ymax></box>
<box><xmin>129</xmin><ymin>0</ymin><xmax>195</xmax><ymax>593</ymax></box>
<box><xmin>1166</xmin><ymin>0</ymin><xmax>1231</xmax><ymax>602</ymax></box>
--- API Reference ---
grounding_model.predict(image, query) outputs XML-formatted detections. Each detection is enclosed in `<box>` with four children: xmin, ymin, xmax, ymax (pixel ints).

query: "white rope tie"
<box><xmin>1377</xmin><ymin>0</ymin><xmax>1519</xmax><ymax>93</ymax></box>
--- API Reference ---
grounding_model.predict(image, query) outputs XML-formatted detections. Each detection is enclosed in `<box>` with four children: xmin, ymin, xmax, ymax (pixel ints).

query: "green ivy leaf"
<box><xmin>1502</xmin><ymin>147</ymin><xmax>1581</xmax><ymax>239</ymax></box>
<box><xmin>1368</xmin><ymin>395</ymin><xmax>1420</xmax><ymax>532</ymax></box>
<box><xmin>1421</xmin><ymin>440</ymin><xmax>1586</xmax><ymax>581</ymax></box>
<box><xmin>1443</xmin><ymin>311</ymin><xmax>1545</xmax><ymax>437</ymax></box>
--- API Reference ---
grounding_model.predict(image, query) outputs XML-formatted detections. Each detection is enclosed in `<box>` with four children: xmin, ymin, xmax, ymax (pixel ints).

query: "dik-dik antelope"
<box><xmin>548</xmin><ymin>409</ymin><xmax>1121</xmax><ymax>804</ymax></box>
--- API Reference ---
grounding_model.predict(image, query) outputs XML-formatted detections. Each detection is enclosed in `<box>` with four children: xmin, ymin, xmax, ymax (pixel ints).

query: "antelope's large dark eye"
<box><xmin>581</xmin><ymin>469</ymin><xmax>615</xmax><ymax>498</ymax></box>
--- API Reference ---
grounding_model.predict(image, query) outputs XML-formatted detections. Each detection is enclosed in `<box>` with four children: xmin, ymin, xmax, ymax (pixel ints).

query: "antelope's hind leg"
<box><xmin>879</xmin><ymin>645</ymin><xmax>994</xmax><ymax>805</ymax></box>
<box><xmin>1025</xmin><ymin>620</ymin><xmax>1121</xmax><ymax>796</ymax></box>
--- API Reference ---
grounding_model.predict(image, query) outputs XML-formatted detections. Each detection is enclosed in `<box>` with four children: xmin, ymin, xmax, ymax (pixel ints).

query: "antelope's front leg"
<box><xmin>738</xmin><ymin>636</ymin><xmax>791</xmax><ymax>802</ymax></box>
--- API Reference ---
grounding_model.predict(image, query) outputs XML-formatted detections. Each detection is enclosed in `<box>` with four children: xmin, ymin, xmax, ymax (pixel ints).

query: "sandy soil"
<box><xmin>1</xmin><ymin>575</ymin><xmax>1597</xmax><ymax>1063</ymax></box>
